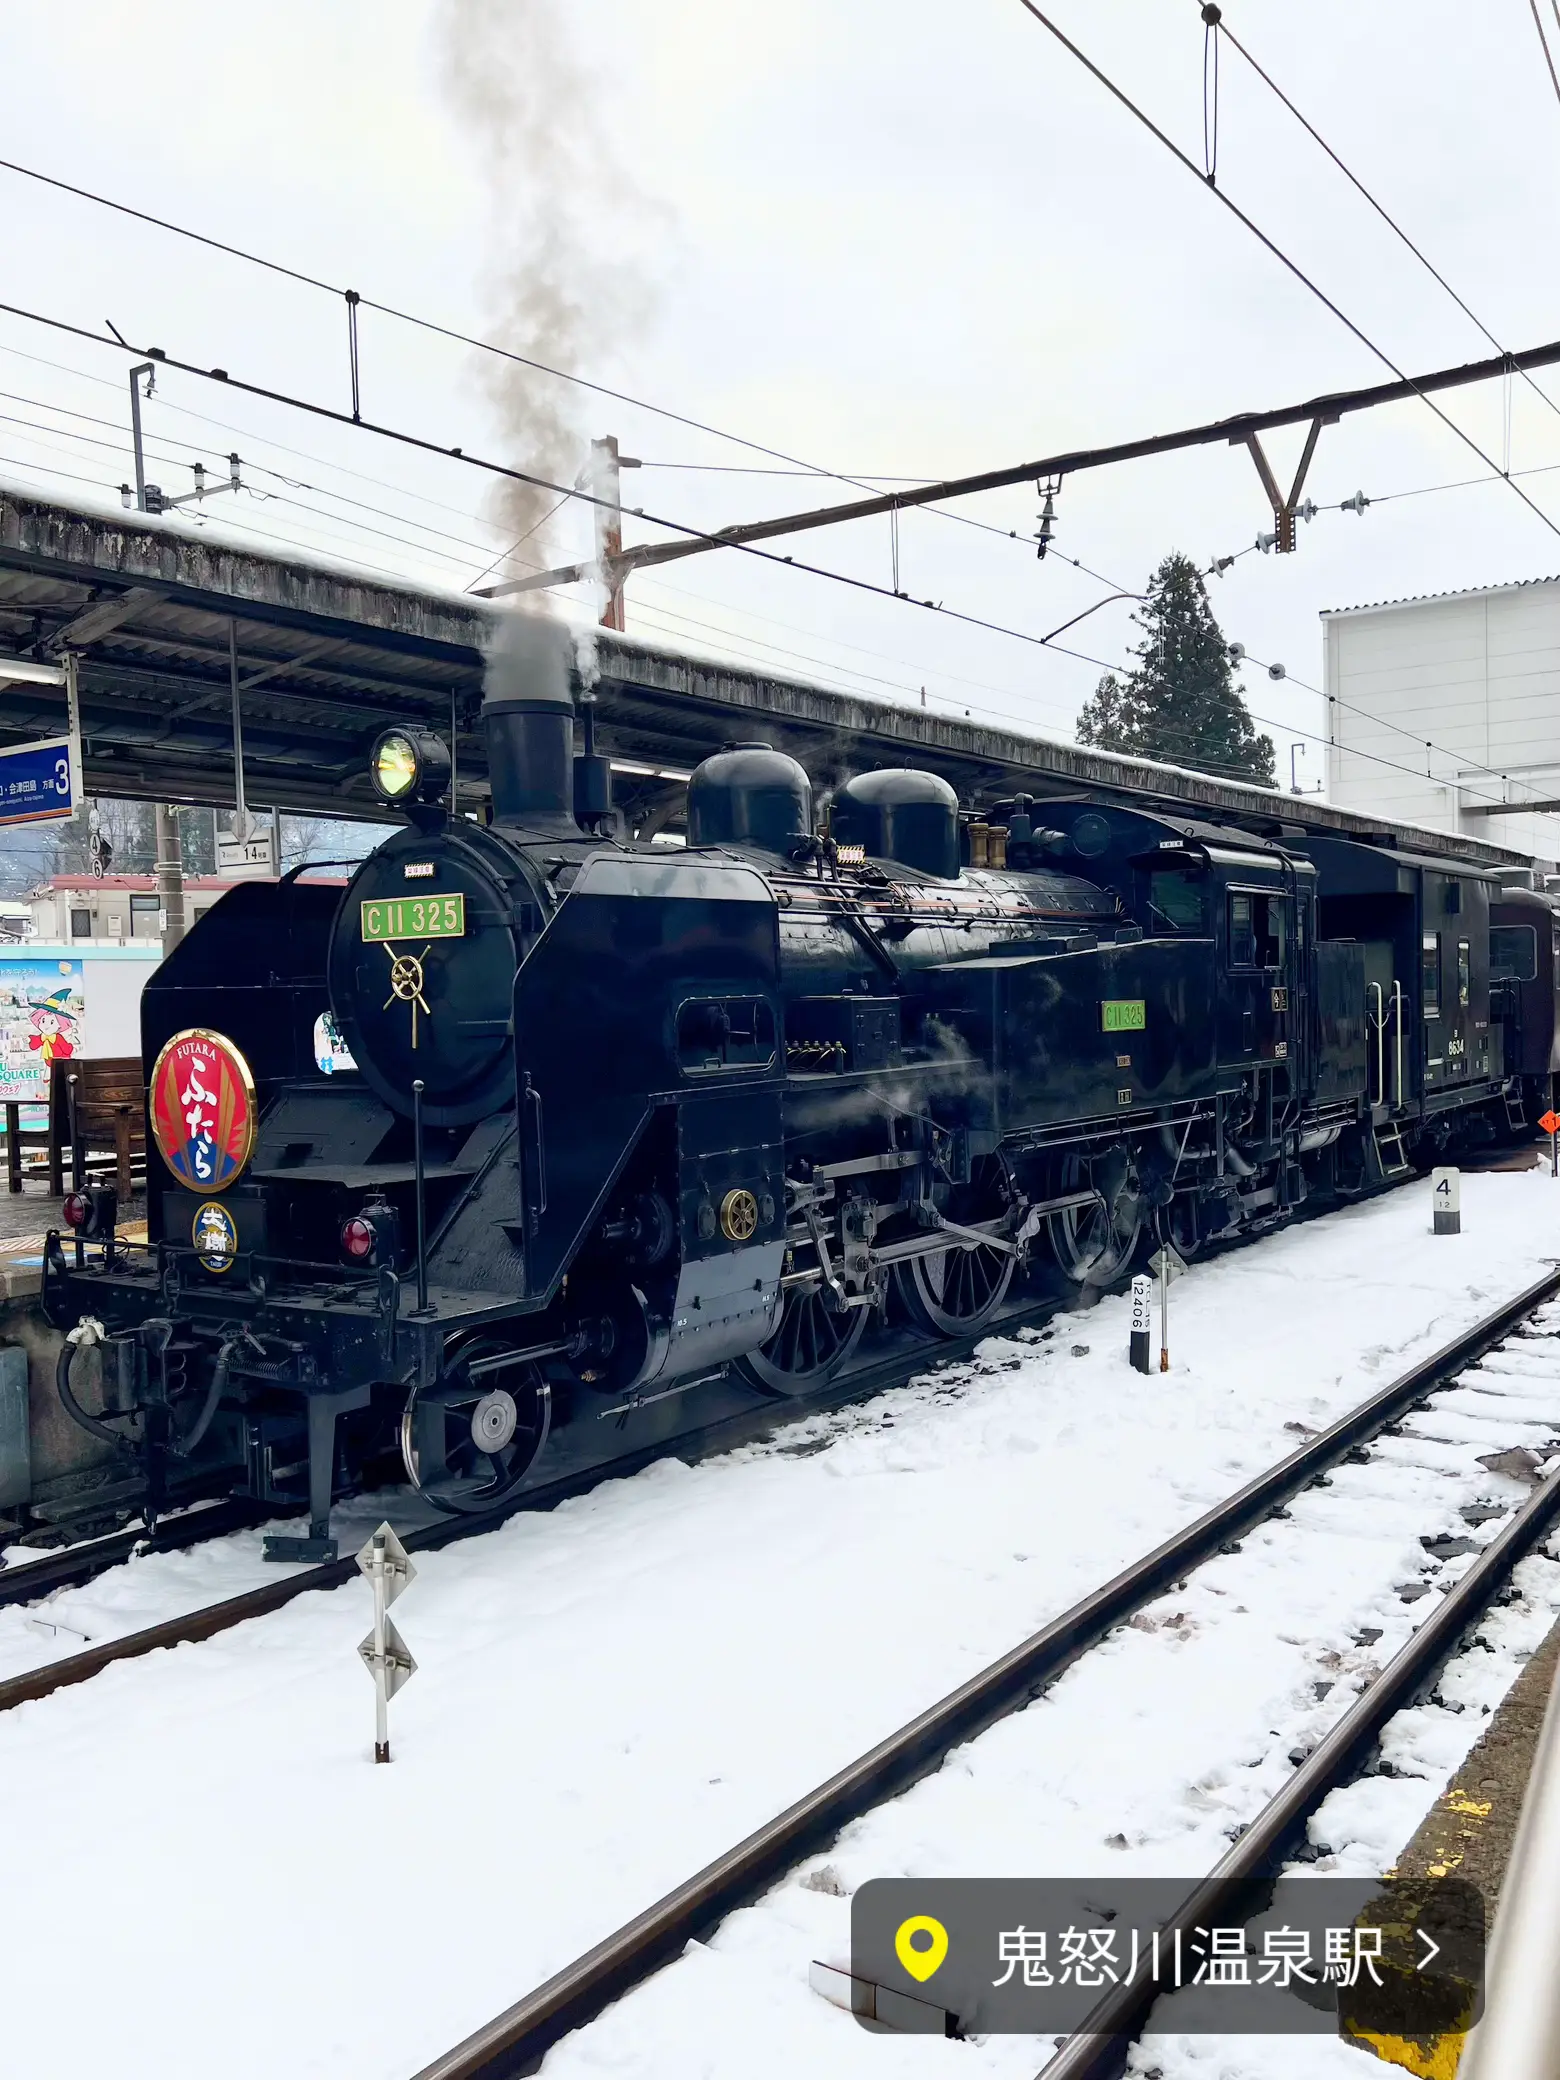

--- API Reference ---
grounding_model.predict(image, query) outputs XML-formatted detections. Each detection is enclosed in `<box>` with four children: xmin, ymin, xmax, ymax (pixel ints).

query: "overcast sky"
<box><xmin>2</xmin><ymin>0</ymin><xmax>1558</xmax><ymax>802</ymax></box>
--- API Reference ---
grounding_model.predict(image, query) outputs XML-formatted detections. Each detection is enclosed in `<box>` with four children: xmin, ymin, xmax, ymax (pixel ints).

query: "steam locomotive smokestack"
<box><xmin>482</xmin><ymin>611</ymin><xmax>577</xmax><ymax>828</ymax></box>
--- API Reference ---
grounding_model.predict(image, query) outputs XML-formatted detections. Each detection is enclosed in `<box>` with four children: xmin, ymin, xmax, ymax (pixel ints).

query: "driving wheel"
<box><xmin>1048</xmin><ymin>1148</ymin><xmax>1144</xmax><ymax>1285</ymax></box>
<box><xmin>733</xmin><ymin>1282</ymin><xmax>869</xmax><ymax>1397</ymax></box>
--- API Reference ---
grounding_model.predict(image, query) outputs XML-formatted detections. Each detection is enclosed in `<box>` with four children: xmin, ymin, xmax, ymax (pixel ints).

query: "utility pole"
<box><xmin>155</xmin><ymin>805</ymin><xmax>187</xmax><ymax>956</ymax></box>
<box><xmin>592</xmin><ymin>436</ymin><xmax>627</xmax><ymax>632</ymax></box>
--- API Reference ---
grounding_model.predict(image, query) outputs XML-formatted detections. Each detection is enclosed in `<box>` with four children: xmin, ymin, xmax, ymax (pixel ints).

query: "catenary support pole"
<box><xmin>592</xmin><ymin>436</ymin><xmax>626</xmax><ymax>631</ymax></box>
<box><xmin>154</xmin><ymin>804</ymin><xmax>187</xmax><ymax>956</ymax></box>
<box><xmin>228</xmin><ymin>618</ymin><xmax>248</xmax><ymax>840</ymax></box>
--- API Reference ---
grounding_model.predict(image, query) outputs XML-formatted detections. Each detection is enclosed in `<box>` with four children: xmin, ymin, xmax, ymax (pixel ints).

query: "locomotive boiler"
<box><xmin>41</xmin><ymin>622</ymin><xmax>1541</xmax><ymax>1559</ymax></box>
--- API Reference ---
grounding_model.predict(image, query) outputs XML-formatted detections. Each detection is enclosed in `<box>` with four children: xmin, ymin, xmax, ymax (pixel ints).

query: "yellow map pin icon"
<box><xmin>895</xmin><ymin>1914</ymin><xmax>949</xmax><ymax>1983</ymax></box>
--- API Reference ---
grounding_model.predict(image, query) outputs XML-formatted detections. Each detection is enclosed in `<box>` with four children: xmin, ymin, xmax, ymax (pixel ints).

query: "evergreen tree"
<box><xmin>1075</xmin><ymin>552</ymin><xmax>1276</xmax><ymax>788</ymax></box>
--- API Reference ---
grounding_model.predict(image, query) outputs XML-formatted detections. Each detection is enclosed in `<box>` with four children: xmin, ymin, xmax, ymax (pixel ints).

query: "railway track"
<box><xmin>0</xmin><ymin>1276</ymin><xmax>1085</xmax><ymax>1713</ymax></box>
<box><xmin>1033</xmin><ymin>1467</ymin><xmax>1560</xmax><ymax>2075</ymax></box>
<box><xmin>0</xmin><ymin>1156</ymin><xmax>1484</xmax><ymax>1636</ymax></box>
<box><xmin>0</xmin><ymin>1495</ymin><xmax>271</xmax><ymax>1613</ymax></box>
<box><xmin>405</xmin><ymin>1265</ymin><xmax>1560</xmax><ymax>2080</ymax></box>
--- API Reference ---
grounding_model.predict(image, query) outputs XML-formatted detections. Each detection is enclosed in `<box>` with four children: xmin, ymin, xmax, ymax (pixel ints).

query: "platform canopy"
<box><xmin>0</xmin><ymin>485</ymin><xmax>1540</xmax><ymax>868</ymax></box>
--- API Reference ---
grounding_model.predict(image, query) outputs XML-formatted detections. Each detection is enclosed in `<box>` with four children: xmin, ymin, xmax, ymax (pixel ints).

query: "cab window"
<box><xmin>1149</xmin><ymin>869</ymin><xmax>1206</xmax><ymax>932</ymax></box>
<box><xmin>1422</xmin><ymin>934</ymin><xmax>1441</xmax><ymax>1018</ymax></box>
<box><xmin>1227</xmin><ymin>890</ymin><xmax>1287</xmax><ymax>970</ymax></box>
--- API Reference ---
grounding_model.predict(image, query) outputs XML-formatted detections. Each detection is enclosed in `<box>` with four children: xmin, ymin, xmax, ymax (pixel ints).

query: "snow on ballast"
<box><xmin>0</xmin><ymin>1168</ymin><xmax>1557</xmax><ymax>2080</ymax></box>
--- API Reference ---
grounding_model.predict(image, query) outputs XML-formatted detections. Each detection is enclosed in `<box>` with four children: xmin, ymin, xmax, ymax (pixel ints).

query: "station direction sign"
<box><xmin>0</xmin><ymin>736</ymin><xmax>77</xmax><ymax>826</ymax></box>
<box><xmin>216</xmin><ymin>829</ymin><xmax>276</xmax><ymax>879</ymax></box>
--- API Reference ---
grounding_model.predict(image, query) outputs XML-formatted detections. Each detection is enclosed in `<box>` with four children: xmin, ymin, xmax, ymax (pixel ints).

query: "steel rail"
<box><xmin>0</xmin><ymin>1283</ymin><xmax>1078</xmax><ymax>1714</ymax></box>
<box><xmin>1039</xmin><ymin>1445</ymin><xmax>1560</xmax><ymax>2077</ymax></box>
<box><xmin>0</xmin><ymin>1493</ymin><xmax>271</xmax><ymax>1612</ymax></box>
<box><xmin>406</xmin><ymin>1265</ymin><xmax>1560</xmax><ymax>2080</ymax></box>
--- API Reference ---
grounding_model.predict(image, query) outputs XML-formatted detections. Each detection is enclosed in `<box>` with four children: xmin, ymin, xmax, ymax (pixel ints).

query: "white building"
<box><xmin>25</xmin><ymin>874</ymin><xmax>234</xmax><ymax>946</ymax></box>
<box><xmin>1322</xmin><ymin>577</ymin><xmax>1560</xmax><ymax>867</ymax></box>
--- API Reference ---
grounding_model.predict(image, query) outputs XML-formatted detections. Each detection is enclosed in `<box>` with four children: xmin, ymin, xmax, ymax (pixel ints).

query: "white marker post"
<box><xmin>1129</xmin><ymin>1275</ymin><xmax>1153</xmax><ymax>1374</ymax></box>
<box><xmin>356</xmin><ymin>1522</ymin><xmax>417</xmax><ymax>1763</ymax></box>
<box><xmin>1432</xmin><ymin>1166</ymin><xmax>1461</xmax><ymax>1237</ymax></box>
<box><xmin>1146</xmin><ymin>1244</ymin><xmax>1187</xmax><ymax>1374</ymax></box>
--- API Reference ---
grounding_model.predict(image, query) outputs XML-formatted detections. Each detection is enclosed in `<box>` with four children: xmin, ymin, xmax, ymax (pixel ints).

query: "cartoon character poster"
<box><xmin>0</xmin><ymin>961</ymin><xmax>84</xmax><ymax>1103</ymax></box>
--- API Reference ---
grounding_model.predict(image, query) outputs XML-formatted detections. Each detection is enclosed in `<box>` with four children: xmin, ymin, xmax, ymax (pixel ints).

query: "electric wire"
<box><xmin>0</xmin><ymin>379</ymin><xmax>1125</xmax><ymax>732</ymax></box>
<box><xmin>3</xmin><ymin>427</ymin><xmax>1546</xmax><ymax>813</ymax></box>
<box><xmin>1011</xmin><ymin>1</ymin><xmax>1560</xmax><ymax>549</ymax></box>
<box><xmin>0</xmin><ymin>293</ymin><xmax>1161</xmax><ymax>685</ymax></box>
<box><xmin>1531</xmin><ymin>0</ymin><xmax>1560</xmax><ymax>111</ymax></box>
<box><xmin>4</xmin><ymin>413</ymin><xmax>1547</xmax><ymax>813</ymax></box>
<box><xmin>2</xmin><ymin>305</ymin><xmax>1555</xmax><ymax>813</ymax></box>
<box><xmin>3</xmin><ymin>370</ymin><xmax>1550</xmax><ymax>810</ymax></box>
<box><xmin>0</xmin><ymin>155</ymin><xmax>1107</xmax><ymax>586</ymax></box>
<box><xmin>1208</xmin><ymin>9</ymin><xmax>1560</xmax><ymax>434</ymax></box>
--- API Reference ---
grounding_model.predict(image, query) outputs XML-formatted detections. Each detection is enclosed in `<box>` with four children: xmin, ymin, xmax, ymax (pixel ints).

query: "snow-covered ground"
<box><xmin>2</xmin><ymin>1167</ymin><xmax>1558</xmax><ymax>2080</ymax></box>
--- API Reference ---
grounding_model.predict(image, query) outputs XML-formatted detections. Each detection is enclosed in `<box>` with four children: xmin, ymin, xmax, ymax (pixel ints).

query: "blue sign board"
<box><xmin>0</xmin><ymin>737</ymin><xmax>76</xmax><ymax>826</ymax></box>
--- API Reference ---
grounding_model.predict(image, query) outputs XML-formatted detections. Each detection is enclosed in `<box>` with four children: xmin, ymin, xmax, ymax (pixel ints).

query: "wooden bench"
<box><xmin>46</xmin><ymin>1057</ymin><xmax>145</xmax><ymax>1201</ymax></box>
<box><xmin>3</xmin><ymin>1103</ymin><xmax>53</xmax><ymax>1194</ymax></box>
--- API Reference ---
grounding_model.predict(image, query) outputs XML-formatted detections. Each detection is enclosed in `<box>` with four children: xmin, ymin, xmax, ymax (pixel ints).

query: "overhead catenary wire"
<box><xmin>0</xmin><ymin>293</ymin><xmax>1166</xmax><ymax>688</ymax></box>
<box><xmin>3</xmin><ymin>395</ymin><xmax>1552</xmax><ymax>818</ymax></box>
<box><xmin>1010</xmin><ymin>0</ymin><xmax>1560</xmax><ymax>550</ymax></box>
<box><xmin>3</xmin><ymin>360</ymin><xmax>1551</xmax><ymax>815</ymax></box>
<box><xmin>0</xmin><ymin>373</ymin><xmax>1131</xmax><ymax>738</ymax></box>
<box><xmin>1208</xmin><ymin>6</ymin><xmax>1560</xmax><ymax>438</ymax></box>
<box><xmin>1</xmin><ymin>297</ymin><xmax>1555</xmax><ymax>817</ymax></box>
<box><xmin>1531</xmin><ymin>0</ymin><xmax>1560</xmax><ymax>111</ymax></box>
<box><xmin>2</xmin><ymin>434</ymin><xmax>1548</xmax><ymax>817</ymax></box>
<box><xmin>0</xmin><ymin>154</ymin><xmax>1109</xmax><ymax>588</ymax></box>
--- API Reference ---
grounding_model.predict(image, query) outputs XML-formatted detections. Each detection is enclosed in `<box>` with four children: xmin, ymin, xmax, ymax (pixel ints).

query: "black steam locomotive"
<box><xmin>41</xmin><ymin>629</ymin><xmax>1560</xmax><ymax>1560</ymax></box>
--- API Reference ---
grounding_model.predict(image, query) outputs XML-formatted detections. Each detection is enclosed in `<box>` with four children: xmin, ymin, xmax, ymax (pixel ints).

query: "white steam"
<box><xmin>437</xmin><ymin>0</ymin><xmax>655</xmax><ymax>578</ymax></box>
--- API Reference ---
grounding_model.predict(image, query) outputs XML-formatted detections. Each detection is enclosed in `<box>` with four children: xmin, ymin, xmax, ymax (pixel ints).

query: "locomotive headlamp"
<box><xmin>341</xmin><ymin>1217</ymin><xmax>376</xmax><ymax>1261</ymax></box>
<box><xmin>369</xmin><ymin>727</ymin><xmax>452</xmax><ymax>808</ymax></box>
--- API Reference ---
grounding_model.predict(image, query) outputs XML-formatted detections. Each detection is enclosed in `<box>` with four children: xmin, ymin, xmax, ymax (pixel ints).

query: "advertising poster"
<box><xmin>0</xmin><ymin>958</ymin><xmax>84</xmax><ymax>1106</ymax></box>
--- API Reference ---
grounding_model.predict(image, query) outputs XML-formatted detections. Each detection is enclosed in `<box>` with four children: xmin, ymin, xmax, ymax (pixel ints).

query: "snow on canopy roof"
<box><xmin>1322</xmin><ymin>573</ymin><xmax>1560</xmax><ymax>618</ymax></box>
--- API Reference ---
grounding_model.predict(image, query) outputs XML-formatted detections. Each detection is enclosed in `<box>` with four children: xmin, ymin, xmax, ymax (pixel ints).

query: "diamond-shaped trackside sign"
<box><xmin>355</xmin><ymin>1521</ymin><xmax>416</xmax><ymax>1607</ymax></box>
<box><xmin>358</xmin><ymin>1617</ymin><xmax>417</xmax><ymax>1699</ymax></box>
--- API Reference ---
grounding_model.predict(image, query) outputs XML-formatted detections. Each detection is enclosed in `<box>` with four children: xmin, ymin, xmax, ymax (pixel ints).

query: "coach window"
<box><xmin>1227</xmin><ymin>890</ymin><xmax>1286</xmax><ymax>970</ymax></box>
<box><xmin>1457</xmin><ymin>940</ymin><xmax>1471</xmax><ymax>1008</ymax></box>
<box><xmin>1422</xmin><ymin>933</ymin><xmax>1441</xmax><ymax>1018</ymax></box>
<box><xmin>1227</xmin><ymin>892</ymin><xmax>1255</xmax><ymax>966</ymax></box>
<box><xmin>1491</xmin><ymin>925</ymin><xmax>1538</xmax><ymax>981</ymax></box>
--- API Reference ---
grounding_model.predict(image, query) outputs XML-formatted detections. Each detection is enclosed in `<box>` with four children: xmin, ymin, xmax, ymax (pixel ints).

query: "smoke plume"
<box><xmin>482</xmin><ymin>608</ymin><xmax>576</xmax><ymax>708</ymax></box>
<box><xmin>437</xmin><ymin>0</ymin><xmax>654</xmax><ymax>579</ymax></box>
